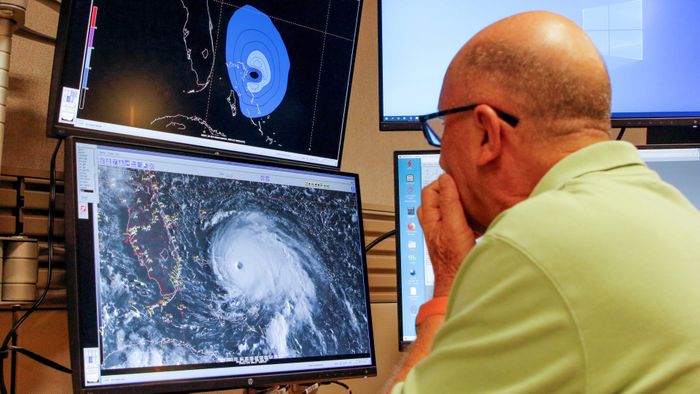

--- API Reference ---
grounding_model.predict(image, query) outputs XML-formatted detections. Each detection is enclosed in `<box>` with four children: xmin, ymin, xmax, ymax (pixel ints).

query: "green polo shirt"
<box><xmin>392</xmin><ymin>141</ymin><xmax>700</xmax><ymax>393</ymax></box>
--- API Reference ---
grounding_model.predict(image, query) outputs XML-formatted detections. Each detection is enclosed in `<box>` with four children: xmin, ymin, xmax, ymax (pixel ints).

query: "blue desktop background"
<box><xmin>396</xmin><ymin>156</ymin><xmax>430</xmax><ymax>342</ymax></box>
<box><xmin>381</xmin><ymin>0</ymin><xmax>700</xmax><ymax>119</ymax></box>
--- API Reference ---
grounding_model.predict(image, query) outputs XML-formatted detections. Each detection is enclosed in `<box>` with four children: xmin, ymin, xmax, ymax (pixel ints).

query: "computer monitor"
<box><xmin>379</xmin><ymin>0</ymin><xmax>700</xmax><ymax>130</ymax></box>
<box><xmin>393</xmin><ymin>150</ymin><xmax>442</xmax><ymax>349</ymax></box>
<box><xmin>638</xmin><ymin>144</ymin><xmax>700</xmax><ymax>208</ymax></box>
<box><xmin>49</xmin><ymin>1</ymin><xmax>363</xmax><ymax>168</ymax></box>
<box><xmin>394</xmin><ymin>145</ymin><xmax>700</xmax><ymax>349</ymax></box>
<box><xmin>65</xmin><ymin>137</ymin><xmax>375</xmax><ymax>392</ymax></box>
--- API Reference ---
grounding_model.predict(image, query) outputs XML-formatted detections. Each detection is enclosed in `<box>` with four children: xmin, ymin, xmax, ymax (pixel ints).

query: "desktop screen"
<box><xmin>380</xmin><ymin>0</ymin><xmax>700</xmax><ymax>129</ymax></box>
<box><xmin>66</xmin><ymin>138</ymin><xmax>375</xmax><ymax>392</ymax></box>
<box><xmin>638</xmin><ymin>145</ymin><xmax>700</xmax><ymax>208</ymax></box>
<box><xmin>49</xmin><ymin>0</ymin><xmax>364</xmax><ymax>168</ymax></box>
<box><xmin>394</xmin><ymin>151</ymin><xmax>443</xmax><ymax>346</ymax></box>
<box><xmin>395</xmin><ymin>145</ymin><xmax>700</xmax><ymax>347</ymax></box>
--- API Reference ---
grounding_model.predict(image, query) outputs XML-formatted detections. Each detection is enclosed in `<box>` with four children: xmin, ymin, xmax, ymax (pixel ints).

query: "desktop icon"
<box><xmin>407</xmin><ymin>241</ymin><xmax>417</xmax><ymax>249</ymax></box>
<box><xmin>406</xmin><ymin>174</ymin><xmax>414</xmax><ymax>183</ymax></box>
<box><xmin>407</xmin><ymin>160</ymin><xmax>412</xmax><ymax>168</ymax></box>
<box><xmin>410</xmin><ymin>287</ymin><xmax>417</xmax><ymax>296</ymax></box>
<box><xmin>407</xmin><ymin>223</ymin><xmax>416</xmax><ymax>231</ymax></box>
<box><xmin>407</xmin><ymin>254</ymin><xmax>416</xmax><ymax>261</ymax></box>
<box><xmin>406</xmin><ymin>185</ymin><xmax>414</xmax><ymax>193</ymax></box>
<box><xmin>407</xmin><ymin>207</ymin><xmax>415</xmax><ymax>216</ymax></box>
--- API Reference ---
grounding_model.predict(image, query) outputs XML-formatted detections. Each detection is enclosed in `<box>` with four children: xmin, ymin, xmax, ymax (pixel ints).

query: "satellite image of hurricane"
<box><xmin>95</xmin><ymin>166</ymin><xmax>371</xmax><ymax>369</ymax></box>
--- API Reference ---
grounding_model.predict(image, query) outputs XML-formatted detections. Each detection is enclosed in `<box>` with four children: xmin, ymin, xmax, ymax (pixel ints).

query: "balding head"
<box><xmin>437</xmin><ymin>12</ymin><xmax>613</xmax><ymax>231</ymax></box>
<box><xmin>441</xmin><ymin>11</ymin><xmax>611</xmax><ymax>135</ymax></box>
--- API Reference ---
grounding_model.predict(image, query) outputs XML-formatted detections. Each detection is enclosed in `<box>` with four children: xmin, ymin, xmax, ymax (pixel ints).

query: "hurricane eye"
<box><xmin>225</xmin><ymin>4</ymin><xmax>290</xmax><ymax>118</ymax></box>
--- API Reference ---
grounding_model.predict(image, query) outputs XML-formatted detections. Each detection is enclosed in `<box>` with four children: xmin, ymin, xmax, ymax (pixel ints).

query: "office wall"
<box><xmin>0</xmin><ymin>0</ymin><xmax>643</xmax><ymax>207</ymax></box>
<box><xmin>340</xmin><ymin>0</ymin><xmax>428</xmax><ymax>208</ymax></box>
<box><xmin>0</xmin><ymin>0</ymin><xmax>644</xmax><ymax>393</ymax></box>
<box><xmin>1</xmin><ymin>0</ymin><xmax>429</xmax><ymax>209</ymax></box>
<box><xmin>0</xmin><ymin>4</ymin><xmax>410</xmax><ymax>392</ymax></box>
<box><xmin>2</xmin><ymin>0</ymin><xmax>62</xmax><ymax>173</ymax></box>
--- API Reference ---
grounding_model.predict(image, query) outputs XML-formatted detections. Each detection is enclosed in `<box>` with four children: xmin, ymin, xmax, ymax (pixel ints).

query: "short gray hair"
<box><xmin>456</xmin><ymin>39</ymin><xmax>611</xmax><ymax>130</ymax></box>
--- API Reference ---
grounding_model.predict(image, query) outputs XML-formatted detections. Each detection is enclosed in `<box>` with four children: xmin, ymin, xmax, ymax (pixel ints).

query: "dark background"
<box><xmin>58</xmin><ymin>0</ymin><xmax>362</xmax><ymax>162</ymax></box>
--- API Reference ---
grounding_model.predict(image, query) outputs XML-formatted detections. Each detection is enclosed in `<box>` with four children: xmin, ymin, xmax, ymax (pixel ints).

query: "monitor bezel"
<box><xmin>376</xmin><ymin>0</ymin><xmax>700</xmax><ymax>131</ymax></box>
<box><xmin>393</xmin><ymin>149</ymin><xmax>440</xmax><ymax>351</ymax></box>
<box><xmin>64</xmin><ymin>136</ymin><xmax>377</xmax><ymax>393</ymax></box>
<box><xmin>48</xmin><ymin>0</ymin><xmax>365</xmax><ymax>170</ymax></box>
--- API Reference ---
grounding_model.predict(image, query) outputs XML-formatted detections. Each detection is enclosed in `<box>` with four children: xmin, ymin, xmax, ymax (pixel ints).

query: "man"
<box><xmin>388</xmin><ymin>11</ymin><xmax>700</xmax><ymax>393</ymax></box>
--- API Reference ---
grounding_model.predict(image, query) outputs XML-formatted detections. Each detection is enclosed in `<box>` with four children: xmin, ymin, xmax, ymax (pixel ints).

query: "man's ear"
<box><xmin>473</xmin><ymin>104</ymin><xmax>503</xmax><ymax>166</ymax></box>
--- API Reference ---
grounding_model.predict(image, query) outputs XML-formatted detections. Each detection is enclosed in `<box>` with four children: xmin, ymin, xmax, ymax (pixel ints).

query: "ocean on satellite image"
<box><xmin>96</xmin><ymin>166</ymin><xmax>370</xmax><ymax>369</ymax></box>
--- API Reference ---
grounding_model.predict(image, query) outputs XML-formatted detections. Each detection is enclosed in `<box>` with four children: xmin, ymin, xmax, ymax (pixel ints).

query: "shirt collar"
<box><xmin>530</xmin><ymin>140</ymin><xmax>645</xmax><ymax>198</ymax></box>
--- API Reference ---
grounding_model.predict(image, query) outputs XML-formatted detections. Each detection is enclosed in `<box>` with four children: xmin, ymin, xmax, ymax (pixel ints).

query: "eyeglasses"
<box><xmin>418</xmin><ymin>104</ymin><xmax>520</xmax><ymax>147</ymax></box>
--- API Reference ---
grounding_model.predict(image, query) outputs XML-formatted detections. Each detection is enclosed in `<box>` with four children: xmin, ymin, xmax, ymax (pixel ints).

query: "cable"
<box><xmin>321</xmin><ymin>381</ymin><xmax>351</xmax><ymax>393</ymax></box>
<box><xmin>364</xmin><ymin>229</ymin><xmax>396</xmax><ymax>253</ymax></box>
<box><xmin>0</xmin><ymin>138</ymin><xmax>65</xmax><ymax>394</ymax></box>
<box><xmin>616</xmin><ymin>127</ymin><xmax>627</xmax><ymax>141</ymax></box>
<box><xmin>7</xmin><ymin>346</ymin><xmax>70</xmax><ymax>374</ymax></box>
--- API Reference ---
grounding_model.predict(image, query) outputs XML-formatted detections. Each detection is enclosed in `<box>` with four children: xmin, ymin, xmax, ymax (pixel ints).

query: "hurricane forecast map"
<box><xmin>95</xmin><ymin>164</ymin><xmax>371</xmax><ymax>370</ymax></box>
<box><xmin>58</xmin><ymin>0</ymin><xmax>361</xmax><ymax>164</ymax></box>
<box><xmin>226</xmin><ymin>5</ymin><xmax>290</xmax><ymax>119</ymax></box>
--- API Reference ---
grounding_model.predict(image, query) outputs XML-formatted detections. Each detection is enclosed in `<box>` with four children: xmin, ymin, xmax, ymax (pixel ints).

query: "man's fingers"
<box><xmin>418</xmin><ymin>179</ymin><xmax>441</xmax><ymax>232</ymax></box>
<box><xmin>437</xmin><ymin>174</ymin><xmax>470</xmax><ymax>232</ymax></box>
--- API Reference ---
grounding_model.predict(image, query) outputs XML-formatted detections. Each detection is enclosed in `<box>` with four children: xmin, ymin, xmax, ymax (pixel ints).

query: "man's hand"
<box><xmin>418</xmin><ymin>174</ymin><xmax>476</xmax><ymax>297</ymax></box>
<box><xmin>383</xmin><ymin>174</ymin><xmax>476</xmax><ymax>393</ymax></box>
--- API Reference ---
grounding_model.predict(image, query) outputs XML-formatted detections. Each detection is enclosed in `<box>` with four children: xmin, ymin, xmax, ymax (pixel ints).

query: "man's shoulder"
<box><xmin>486</xmin><ymin>187</ymin><xmax>595</xmax><ymax>246</ymax></box>
<box><xmin>467</xmin><ymin>170</ymin><xmax>700</xmax><ymax>393</ymax></box>
<box><xmin>487</xmin><ymin>164</ymin><xmax>700</xmax><ymax>248</ymax></box>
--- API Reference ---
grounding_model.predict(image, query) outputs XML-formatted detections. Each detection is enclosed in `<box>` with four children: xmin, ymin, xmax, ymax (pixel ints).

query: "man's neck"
<box><xmin>480</xmin><ymin>129</ymin><xmax>610</xmax><ymax>228</ymax></box>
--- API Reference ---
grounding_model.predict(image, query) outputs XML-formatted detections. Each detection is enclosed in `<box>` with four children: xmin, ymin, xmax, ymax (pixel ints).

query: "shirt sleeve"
<box><xmin>392</xmin><ymin>234</ymin><xmax>586</xmax><ymax>394</ymax></box>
